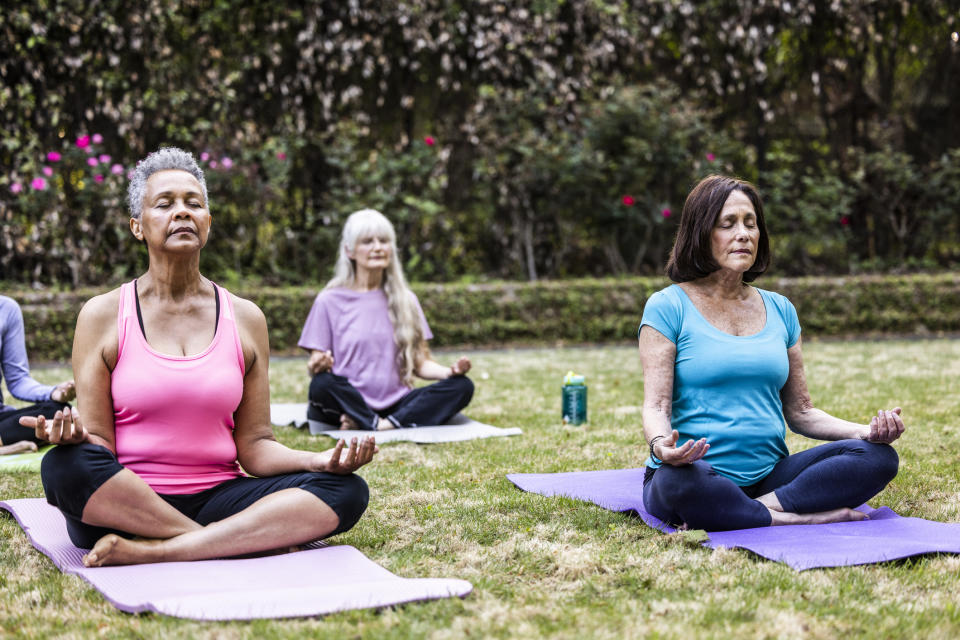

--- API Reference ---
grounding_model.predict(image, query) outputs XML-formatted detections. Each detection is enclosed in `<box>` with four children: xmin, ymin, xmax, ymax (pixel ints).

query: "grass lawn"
<box><xmin>3</xmin><ymin>340</ymin><xmax>960</xmax><ymax>639</ymax></box>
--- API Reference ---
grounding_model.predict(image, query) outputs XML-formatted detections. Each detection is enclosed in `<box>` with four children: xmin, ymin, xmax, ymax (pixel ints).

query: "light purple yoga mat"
<box><xmin>507</xmin><ymin>468</ymin><xmax>960</xmax><ymax>571</ymax></box>
<box><xmin>1</xmin><ymin>498</ymin><xmax>472</xmax><ymax>620</ymax></box>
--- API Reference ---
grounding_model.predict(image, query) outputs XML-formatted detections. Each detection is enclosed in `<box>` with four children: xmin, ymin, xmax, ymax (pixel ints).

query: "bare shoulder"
<box><xmin>229</xmin><ymin>292</ymin><xmax>269</xmax><ymax>361</ymax></box>
<box><xmin>77</xmin><ymin>288</ymin><xmax>122</xmax><ymax>331</ymax></box>
<box><xmin>75</xmin><ymin>288</ymin><xmax>122</xmax><ymax>367</ymax></box>
<box><xmin>229</xmin><ymin>293</ymin><xmax>267</xmax><ymax>331</ymax></box>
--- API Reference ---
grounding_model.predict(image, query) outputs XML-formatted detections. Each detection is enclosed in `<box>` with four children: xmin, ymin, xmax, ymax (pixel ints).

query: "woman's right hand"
<box><xmin>654</xmin><ymin>430</ymin><xmax>709</xmax><ymax>466</ymax></box>
<box><xmin>307</xmin><ymin>349</ymin><xmax>334</xmax><ymax>376</ymax></box>
<box><xmin>19</xmin><ymin>406</ymin><xmax>88</xmax><ymax>445</ymax></box>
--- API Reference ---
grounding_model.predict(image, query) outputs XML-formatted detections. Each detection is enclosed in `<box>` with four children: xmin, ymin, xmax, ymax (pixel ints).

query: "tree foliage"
<box><xmin>1</xmin><ymin>0</ymin><xmax>957</xmax><ymax>285</ymax></box>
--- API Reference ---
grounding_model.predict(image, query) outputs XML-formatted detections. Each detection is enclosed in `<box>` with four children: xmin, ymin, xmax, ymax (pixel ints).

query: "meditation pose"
<box><xmin>299</xmin><ymin>208</ymin><xmax>474</xmax><ymax>431</ymax></box>
<box><xmin>0</xmin><ymin>295</ymin><xmax>75</xmax><ymax>455</ymax></box>
<box><xmin>638</xmin><ymin>174</ymin><xmax>903</xmax><ymax>531</ymax></box>
<box><xmin>21</xmin><ymin>147</ymin><xmax>376</xmax><ymax>566</ymax></box>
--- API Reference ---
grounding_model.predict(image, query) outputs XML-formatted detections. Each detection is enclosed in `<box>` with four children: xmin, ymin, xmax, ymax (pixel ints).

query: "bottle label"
<box><xmin>562</xmin><ymin>385</ymin><xmax>588</xmax><ymax>425</ymax></box>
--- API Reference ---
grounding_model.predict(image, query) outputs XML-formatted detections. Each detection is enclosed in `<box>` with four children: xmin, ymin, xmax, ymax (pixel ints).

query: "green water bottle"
<box><xmin>562</xmin><ymin>371</ymin><xmax>587</xmax><ymax>425</ymax></box>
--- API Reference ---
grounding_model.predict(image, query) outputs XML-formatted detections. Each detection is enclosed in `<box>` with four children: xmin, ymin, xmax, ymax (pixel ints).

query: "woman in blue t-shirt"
<box><xmin>638</xmin><ymin>175</ymin><xmax>903</xmax><ymax>531</ymax></box>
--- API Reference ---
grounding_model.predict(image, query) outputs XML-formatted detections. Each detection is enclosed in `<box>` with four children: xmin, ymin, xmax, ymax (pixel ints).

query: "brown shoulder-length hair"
<box><xmin>665</xmin><ymin>174</ymin><xmax>771</xmax><ymax>283</ymax></box>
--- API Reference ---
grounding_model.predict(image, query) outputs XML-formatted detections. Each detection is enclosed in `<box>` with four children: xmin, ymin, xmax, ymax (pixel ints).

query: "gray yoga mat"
<box><xmin>270</xmin><ymin>403</ymin><xmax>521</xmax><ymax>443</ymax></box>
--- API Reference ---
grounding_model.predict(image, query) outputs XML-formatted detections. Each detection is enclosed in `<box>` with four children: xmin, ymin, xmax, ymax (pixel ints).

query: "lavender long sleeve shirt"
<box><xmin>1</xmin><ymin>296</ymin><xmax>54</xmax><ymax>412</ymax></box>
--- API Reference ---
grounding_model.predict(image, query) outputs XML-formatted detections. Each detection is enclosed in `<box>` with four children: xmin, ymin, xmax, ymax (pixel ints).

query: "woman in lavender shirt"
<box><xmin>299</xmin><ymin>209</ymin><xmax>474</xmax><ymax>431</ymax></box>
<box><xmin>0</xmin><ymin>295</ymin><xmax>76</xmax><ymax>455</ymax></box>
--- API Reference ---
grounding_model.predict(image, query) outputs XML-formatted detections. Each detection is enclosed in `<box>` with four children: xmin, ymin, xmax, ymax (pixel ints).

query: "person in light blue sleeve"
<box><xmin>0</xmin><ymin>296</ymin><xmax>75</xmax><ymax>455</ymax></box>
<box><xmin>638</xmin><ymin>175</ymin><xmax>903</xmax><ymax>531</ymax></box>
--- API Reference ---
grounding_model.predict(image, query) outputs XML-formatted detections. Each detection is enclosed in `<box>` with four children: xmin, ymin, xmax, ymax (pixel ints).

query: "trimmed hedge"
<box><xmin>12</xmin><ymin>273</ymin><xmax>960</xmax><ymax>363</ymax></box>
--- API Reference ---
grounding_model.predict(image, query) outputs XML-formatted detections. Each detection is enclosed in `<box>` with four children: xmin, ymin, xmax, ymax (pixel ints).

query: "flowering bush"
<box><xmin>2</xmin><ymin>134</ymin><xmax>135</xmax><ymax>286</ymax></box>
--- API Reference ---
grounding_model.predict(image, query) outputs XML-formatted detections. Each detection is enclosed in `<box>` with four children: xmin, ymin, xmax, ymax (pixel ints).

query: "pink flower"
<box><xmin>200</xmin><ymin>152</ymin><xmax>210</xmax><ymax>162</ymax></box>
<box><xmin>276</xmin><ymin>151</ymin><xmax>287</xmax><ymax>160</ymax></box>
<box><xmin>127</xmin><ymin>169</ymin><xmax>135</xmax><ymax>179</ymax></box>
<box><xmin>621</xmin><ymin>195</ymin><xmax>635</xmax><ymax>206</ymax></box>
<box><xmin>210</xmin><ymin>160</ymin><xmax>218</xmax><ymax>169</ymax></box>
<box><xmin>840</xmin><ymin>216</ymin><xmax>850</xmax><ymax>226</ymax></box>
<box><xmin>423</xmin><ymin>136</ymin><xmax>436</xmax><ymax>147</ymax></box>
<box><xmin>87</xmin><ymin>157</ymin><xmax>99</xmax><ymax>167</ymax></box>
<box><xmin>706</xmin><ymin>152</ymin><xmax>716</xmax><ymax>162</ymax></box>
<box><xmin>10</xmin><ymin>182</ymin><xmax>23</xmax><ymax>194</ymax></box>
<box><xmin>111</xmin><ymin>163</ymin><xmax>124</xmax><ymax>175</ymax></box>
<box><xmin>42</xmin><ymin>166</ymin><xmax>53</xmax><ymax>177</ymax></box>
<box><xmin>221</xmin><ymin>156</ymin><xmax>233</xmax><ymax>169</ymax></box>
<box><xmin>46</xmin><ymin>151</ymin><xmax>62</xmax><ymax>162</ymax></box>
<box><xmin>99</xmin><ymin>154</ymin><xmax>111</xmax><ymax>163</ymax></box>
<box><xmin>661</xmin><ymin>208</ymin><xmax>672</xmax><ymax>218</ymax></box>
<box><xmin>76</xmin><ymin>135</ymin><xmax>91</xmax><ymax>149</ymax></box>
<box><xmin>31</xmin><ymin>177</ymin><xmax>47</xmax><ymax>190</ymax></box>
<box><xmin>92</xmin><ymin>133</ymin><xmax>103</xmax><ymax>144</ymax></box>
<box><xmin>94</xmin><ymin>174</ymin><xmax>104</xmax><ymax>183</ymax></box>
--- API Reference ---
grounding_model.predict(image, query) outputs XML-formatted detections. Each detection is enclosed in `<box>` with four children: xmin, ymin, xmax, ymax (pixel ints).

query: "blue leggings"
<box><xmin>642</xmin><ymin>439</ymin><xmax>899</xmax><ymax>531</ymax></box>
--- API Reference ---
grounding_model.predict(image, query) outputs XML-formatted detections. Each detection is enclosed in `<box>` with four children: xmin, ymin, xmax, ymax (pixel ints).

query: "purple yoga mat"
<box><xmin>507</xmin><ymin>468</ymin><xmax>960</xmax><ymax>571</ymax></box>
<box><xmin>1</xmin><ymin>498</ymin><xmax>472</xmax><ymax>620</ymax></box>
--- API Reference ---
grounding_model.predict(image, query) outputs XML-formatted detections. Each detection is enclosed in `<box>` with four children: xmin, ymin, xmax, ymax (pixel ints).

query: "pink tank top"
<box><xmin>111</xmin><ymin>280</ymin><xmax>245</xmax><ymax>494</ymax></box>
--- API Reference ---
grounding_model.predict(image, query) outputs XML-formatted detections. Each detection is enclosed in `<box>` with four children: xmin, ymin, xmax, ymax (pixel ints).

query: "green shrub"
<box><xmin>13</xmin><ymin>273</ymin><xmax>960</xmax><ymax>363</ymax></box>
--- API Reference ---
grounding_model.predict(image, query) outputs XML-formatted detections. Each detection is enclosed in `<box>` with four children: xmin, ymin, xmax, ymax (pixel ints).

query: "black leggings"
<box><xmin>308</xmin><ymin>372</ymin><xmax>474</xmax><ymax>430</ymax></box>
<box><xmin>0</xmin><ymin>401</ymin><xmax>69</xmax><ymax>446</ymax></box>
<box><xmin>642</xmin><ymin>439</ymin><xmax>899</xmax><ymax>531</ymax></box>
<box><xmin>41</xmin><ymin>442</ymin><xmax>370</xmax><ymax>549</ymax></box>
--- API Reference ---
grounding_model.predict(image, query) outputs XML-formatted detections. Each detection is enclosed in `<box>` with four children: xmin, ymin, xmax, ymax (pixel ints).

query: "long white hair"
<box><xmin>326</xmin><ymin>209</ymin><xmax>425</xmax><ymax>386</ymax></box>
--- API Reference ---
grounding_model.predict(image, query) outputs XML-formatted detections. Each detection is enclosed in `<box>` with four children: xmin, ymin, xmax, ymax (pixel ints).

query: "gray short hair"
<box><xmin>126</xmin><ymin>147</ymin><xmax>209</xmax><ymax>219</ymax></box>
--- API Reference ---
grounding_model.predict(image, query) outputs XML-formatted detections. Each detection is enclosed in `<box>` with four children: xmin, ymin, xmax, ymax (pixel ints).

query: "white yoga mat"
<box><xmin>270</xmin><ymin>403</ymin><xmax>522</xmax><ymax>443</ymax></box>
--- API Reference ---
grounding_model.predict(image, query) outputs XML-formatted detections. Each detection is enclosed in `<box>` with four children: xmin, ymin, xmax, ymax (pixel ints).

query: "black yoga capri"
<box><xmin>41</xmin><ymin>442</ymin><xmax>370</xmax><ymax>549</ymax></box>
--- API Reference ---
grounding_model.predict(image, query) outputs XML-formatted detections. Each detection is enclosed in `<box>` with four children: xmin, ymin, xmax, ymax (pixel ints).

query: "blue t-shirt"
<box><xmin>639</xmin><ymin>285</ymin><xmax>800</xmax><ymax>486</ymax></box>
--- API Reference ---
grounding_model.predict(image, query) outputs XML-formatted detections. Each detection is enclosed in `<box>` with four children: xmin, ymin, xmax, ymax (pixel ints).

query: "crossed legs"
<box><xmin>308</xmin><ymin>371</ymin><xmax>474</xmax><ymax>430</ymax></box>
<box><xmin>42</xmin><ymin>443</ymin><xmax>368</xmax><ymax>566</ymax></box>
<box><xmin>643</xmin><ymin>440</ymin><xmax>899</xmax><ymax>531</ymax></box>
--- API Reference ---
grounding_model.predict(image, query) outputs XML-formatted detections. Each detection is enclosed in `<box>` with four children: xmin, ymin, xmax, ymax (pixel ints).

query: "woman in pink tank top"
<box><xmin>21</xmin><ymin>147</ymin><xmax>377</xmax><ymax>567</ymax></box>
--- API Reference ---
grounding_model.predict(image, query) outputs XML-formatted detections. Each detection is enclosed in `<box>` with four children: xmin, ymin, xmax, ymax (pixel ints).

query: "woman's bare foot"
<box><xmin>83</xmin><ymin>534</ymin><xmax>167</xmax><ymax>567</ymax></box>
<box><xmin>768</xmin><ymin>507</ymin><xmax>867</xmax><ymax>526</ymax></box>
<box><xmin>339</xmin><ymin>414</ymin><xmax>395</xmax><ymax>431</ymax></box>
<box><xmin>0</xmin><ymin>440</ymin><xmax>39</xmax><ymax>456</ymax></box>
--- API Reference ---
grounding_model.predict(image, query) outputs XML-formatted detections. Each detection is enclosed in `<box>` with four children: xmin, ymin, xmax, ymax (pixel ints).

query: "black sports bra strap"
<box><xmin>133</xmin><ymin>280</ymin><xmax>220</xmax><ymax>341</ymax></box>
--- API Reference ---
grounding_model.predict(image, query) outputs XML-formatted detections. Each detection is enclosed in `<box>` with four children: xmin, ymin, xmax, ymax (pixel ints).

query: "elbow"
<box><xmin>782</xmin><ymin>403</ymin><xmax>814</xmax><ymax>433</ymax></box>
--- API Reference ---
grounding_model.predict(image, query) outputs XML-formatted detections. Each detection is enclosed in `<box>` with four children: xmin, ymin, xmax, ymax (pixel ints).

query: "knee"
<box><xmin>330</xmin><ymin>474</ymin><xmax>370</xmax><ymax>535</ymax></box>
<box><xmin>40</xmin><ymin>444</ymin><xmax>110</xmax><ymax>516</ymax></box>
<box><xmin>653</xmin><ymin>461</ymin><xmax>715</xmax><ymax>503</ymax></box>
<box><xmin>862</xmin><ymin>441</ymin><xmax>899</xmax><ymax>482</ymax></box>
<box><xmin>41</xmin><ymin>444</ymin><xmax>85</xmax><ymax>498</ymax></box>
<box><xmin>452</xmin><ymin>375</ymin><xmax>474</xmax><ymax>401</ymax></box>
<box><xmin>308</xmin><ymin>372</ymin><xmax>337</xmax><ymax>401</ymax></box>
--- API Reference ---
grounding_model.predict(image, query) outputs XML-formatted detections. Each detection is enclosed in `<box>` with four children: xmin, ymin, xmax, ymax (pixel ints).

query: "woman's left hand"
<box><xmin>51</xmin><ymin>380</ymin><xmax>76</xmax><ymax>403</ymax></box>
<box><xmin>863</xmin><ymin>407</ymin><xmax>905</xmax><ymax>444</ymax></box>
<box><xmin>450</xmin><ymin>356</ymin><xmax>471</xmax><ymax>376</ymax></box>
<box><xmin>319</xmin><ymin>436</ymin><xmax>378</xmax><ymax>474</ymax></box>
